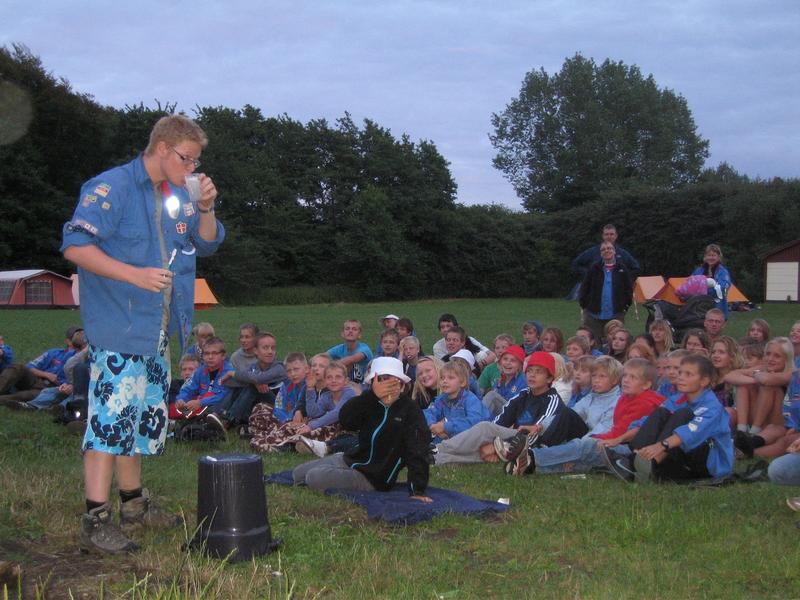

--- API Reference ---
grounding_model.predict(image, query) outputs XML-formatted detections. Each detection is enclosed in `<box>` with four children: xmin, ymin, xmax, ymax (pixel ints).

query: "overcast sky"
<box><xmin>3</xmin><ymin>0</ymin><xmax>798</xmax><ymax>209</ymax></box>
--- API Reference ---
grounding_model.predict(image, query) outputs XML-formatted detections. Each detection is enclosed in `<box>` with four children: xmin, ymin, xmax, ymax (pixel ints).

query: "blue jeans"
<box><xmin>29</xmin><ymin>386</ymin><xmax>67</xmax><ymax>410</ymax></box>
<box><xmin>768</xmin><ymin>453</ymin><xmax>800</xmax><ymax>486</ymax></box>
<box><xmin>532</xmin><ymin>436</ymin><xmax>631</xmax><ymax>474</ymax></box>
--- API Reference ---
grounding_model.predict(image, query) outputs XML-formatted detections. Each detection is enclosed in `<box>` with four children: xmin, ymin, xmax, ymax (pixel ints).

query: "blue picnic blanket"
<box><xmin>265</xmin><ymin>470</ymin><xmax>510</xmax><ymax>525</ymax></box>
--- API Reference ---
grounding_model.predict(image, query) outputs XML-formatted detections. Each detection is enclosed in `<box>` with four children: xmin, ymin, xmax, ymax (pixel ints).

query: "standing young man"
<box><xmin>62</xmin><ymin>115</ymin><xmax>225</xmax><ymax>553</ymax></box>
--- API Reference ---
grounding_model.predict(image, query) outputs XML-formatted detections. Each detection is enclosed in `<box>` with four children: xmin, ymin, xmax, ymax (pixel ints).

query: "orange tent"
<box><xmin>194</xmin><ymin>278</ymin><xmax>219</xmax><ymax>310</ymax></box>
<box><xmin>633</xmin><ymin>276</ymin><xmax>749</xmax><ymax>305</ymax></box>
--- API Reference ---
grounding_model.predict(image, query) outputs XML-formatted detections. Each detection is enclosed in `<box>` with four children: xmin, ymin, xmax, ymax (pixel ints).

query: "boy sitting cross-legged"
<box><xmin>616</xmin><ymin>354</ymin><xmax>734</xmax><ymax>483</ymax></box>
<box><xmin>173</xmin><ymin>337</ymin><xmax>234</xmax><ymax>427</ymax></box>
<box><xmin>247</xmin><ymin>353</ymin><xmax>309</xmax><ymax>447</ymax></box>
<box><xmin>505</xmin><ymin>358</ymin><xmax>663</xmax><ymax>477</ymax></box>
<box><xmin>424</xmin><ymin>360</ymin><xmax>490</xmax><ymax>445</ymax></box>
<box><xmin>496</xmin><ymin>355</ymin><xmax>623</xmax><ymax>475</ymax></box>
<box><xmin>432</xmin><ymin>352</ymin><xmax>583</xmax><ymax>465</ymax></box>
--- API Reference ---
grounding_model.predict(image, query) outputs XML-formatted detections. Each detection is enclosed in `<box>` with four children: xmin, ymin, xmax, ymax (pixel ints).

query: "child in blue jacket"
<box><xmin>424</xmin><ymin>360</ymin><xmax>490</xmax><ymax>443</ymax></box>
<box><xmin>629</xmin><ymin>354</ymin><xmax>733</xmax><ymax>482</ymax></box>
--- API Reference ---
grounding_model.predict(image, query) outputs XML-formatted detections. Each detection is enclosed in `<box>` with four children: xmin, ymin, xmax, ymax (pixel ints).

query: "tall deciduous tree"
<box><xmin>490</xmin><ymin>54</ymin><xmax>710</xmax><ymax>212</ymax></box>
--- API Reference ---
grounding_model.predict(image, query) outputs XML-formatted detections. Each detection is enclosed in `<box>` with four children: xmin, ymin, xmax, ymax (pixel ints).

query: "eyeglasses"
<box><xmin>170</xmin><ymin>147</ymin><xmax>201</xmax><ymax>169</ymax></box>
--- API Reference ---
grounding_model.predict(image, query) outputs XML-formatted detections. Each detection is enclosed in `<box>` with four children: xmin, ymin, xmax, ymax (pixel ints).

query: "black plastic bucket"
<box><xmin>190</xmin><ymin>453</ymin><xmax>281</xmax><ymax>561</ymax></box>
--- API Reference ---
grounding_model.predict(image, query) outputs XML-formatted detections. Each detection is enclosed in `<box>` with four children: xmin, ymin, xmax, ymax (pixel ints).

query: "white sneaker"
<box><xmin>298</xmin><ymin>436</ymin><xmax>328</xmax><ymax>458</ymax></box>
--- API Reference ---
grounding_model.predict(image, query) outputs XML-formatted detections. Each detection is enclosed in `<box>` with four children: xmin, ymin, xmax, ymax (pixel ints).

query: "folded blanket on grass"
<box><xmin>265</xmin><ymin>470</ymin><xmax>510</xmax><ymax>525</ymax></box>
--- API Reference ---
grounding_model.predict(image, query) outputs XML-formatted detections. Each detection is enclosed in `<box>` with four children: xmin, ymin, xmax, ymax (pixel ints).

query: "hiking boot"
<box><xmin>297</xmin><ymin>436</ymin><xmax>328</xmax><ymax>458</ymax></box>
<box><xmin>120</xmin><ymin>489</ymin><xmax>183</xmax><ymax>529</ymax></box>
<box><xmin>206</xmin><ymin>413</ymin><xmax>228</xmax><ymax>440</ymax></box>
<box><xmin>599</xmin><ymin>446</ymin><xmax>635</xmax><ymax>483</ymax></box>
<box><xmin>787</xmin><ymin>497</ymin><xmax>800</xmax><ymax>512</ymax></box>
<box><xmin>633</xmin><ymin>454</ymin><xmax>655</xmax><ymax>484</ymax></box>
<box><xmin>493</xmin><ymin>432</ymin><xmax>528</xmax><ymax>462</ymax></box>
<box><xmin>80</xmin><ymin>503</ymin><xmax>139</xmax><ymax>554</ymax></box>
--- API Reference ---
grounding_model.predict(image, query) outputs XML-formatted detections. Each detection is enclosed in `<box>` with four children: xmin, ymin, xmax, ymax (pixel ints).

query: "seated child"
<box><xmin>734</xmin><ymin>366</ymin><xmax>800</xmax><ymax>459</ymax></box>
<box><xmin>169</xmin><ymin>354</ymin><xmax>200</xmax><ymax>407</ymax></box>
<box><xmin>433</xmin><ymin>352</ymin><xmax>579</xmax><ymax>465</ymax></box>
<box><xmin>225</xmin><ymin>323</ymin><xmax>260</xmax><ymax>393</ymax></box>
<box><xmin>626</xmin><ymin>341</ymin><xmax>657</xmax><ymax>365</ymax></box>
<box><xmin>521</xmin><ymin>320</ymin><xmax>543</xmax><ymax>355</ymax></box>
<box><xmin>624</xmin><ymin>354</ymin><xmax>734</xmax><ymax>483</ymax></box>
<box><xmin>450</xmin><ymin>349</ymin><xmax>483</xmax><ymax>399</ymax></box>
<box><xmin>248</xmin><ymin>353</ymin><xmax>309</xmax><ymax>447</ymax></box>
<box><xmin>0</xmin><ymin>334</ymin><xmax>13</xmax><ymax>375</ymax></box>
<box><xmin>576</xmin><ymin>326</ymin><xmax>604</xmax><ymax>357</ymax></box>
<box><xmin>565</xmin><ymin>335</ymin><xmax>591</xmax><ymax>364</ymax></box>
<box><xmin>608</xmin><ymin>328</ymin><xmax>632</xmax><ymax>362</ymax></box>
<box><xmin>497</xmin><ymin>355</ymin><xmax>623</xmax><ymax>475</ymax></box>
<box><xmin>186</xmin><ymin>322</ymin><xmax>215</xmax><ymax>363</ymax></box>
<box><xmin>210</xmin><ymin>332</ymin><xmax>288</xmax><ymax>432</ymax></box>
<box><xmin>396</xmin><ymin>317</ymin><xmax>415</xmax><ymax>340</ymax></box>
<box><xmin>656</xmin><ymin>349</ymin><xmax>689</xmax><ymax>399</ymax></box>
<box><xmin>174</xmin><ymin>336</ymin><xmax>234</xmax><ymax>422</ymax></box>
<box><xmin>251</xmin><ymin>361</ymin><xmax>356</xmax><ymax>452</ymax></box>
<box><xmin>293</xmin><ymin>357</ymin><xmax>432</xmax><ymax>500</ymax></box>
<box><xmin>26</xmin><ymin>329</ymin><xmax>89</xmax><ymax>411</ymax></box>
<box><xmin>551</xmin><ymin>352</ymin><xmax>573</xmax><ymax>404</ymax></box>
<box><xmin>373</xmin><ymin>314</ymin><xmax>399</xmax><ymax>354</ymax></box>
<box><xmin>540</xmin><ymin>327</ymin><xmax>564</xmax><ymax>354</ymax></box>
<box><xmin>478</xmin><ymin>334</ymin><xmax>514</xmax><ymax>393</ymax></box>
<box><xmin>410</xmin><ymin>356</ymin><xmax>444</xmax><ymax>410</ymax></box>
<box><xmin>432</xmin><ymin>314</ymin><xmax>493</xmax><ymax>366</ymax></box>
<box><xmin>768</xmin><ymin>436</ymin><xmax>800</xmax><ymax>486</ymax></box>
<box><xmin>681</xmin><ymin>328</ymin><xmax>711</xmax><ymax>356</ymax></box>
<box><xmin>376</xmin><ymin>328</ymin><xmax>401</xmax><ymax>359</ymax></box>
<box><xmin>481</xmin><ymin>345</ymin><xmax>527</xmax><ymax>416</ymax></box>
<box><xmin>515</xmin><ymin>358</ymin><xmax>663</xmax><ymax>477</ymax></box>
<box><xmin>424</xmin><ymin>360</ymin><xmax>490</xmax><ymax>444</ymax></box>
<box><xmin>328</xmin><ymin>319</ymin><xmax>373</xmax><ymax>384</ymax></box>
<box><xmin>568</xmin><ymin>356</ymin><xmax>595</xmax><ymax>408</ymax></box>
<box><xmin>399</xmin><ymin>335</ymin><xmax>422</xmax><ymax>382</ymax></box>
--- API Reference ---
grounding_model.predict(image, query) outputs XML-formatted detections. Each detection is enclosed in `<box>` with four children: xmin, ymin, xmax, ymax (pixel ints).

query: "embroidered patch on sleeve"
<box><xmin>72</xmin><ymin>219</ymin><xmax>99</xmax><ymax>236</ymax></box>
<box><xmin>101</xmin><ymin>201</ymin><xmax>111</xmax><ymax>210</ymax></box>
<box><xmin>81</xmin><ymin>193</ymin><xmax>97</xmax><ymax>207</ymax></box>
<box><xmin>176</xmin><ymin>222</ymin><xmax>187</xmax><ymax>234</ymax></box>
<box><xmin>183</xmin><ymin>203</ymin><xmax>195</xmax><ymax>217</ymax></box>
<box><xmin>94</xmin><ymin>183</ymin><xmax>111</xmax><ymax>197</ymax></box>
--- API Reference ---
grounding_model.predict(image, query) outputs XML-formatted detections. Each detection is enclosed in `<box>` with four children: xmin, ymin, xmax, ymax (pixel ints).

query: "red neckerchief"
<box><xmin>675</xmin><ymin>393</ymin><xmax>689</xmax><ymax>405</ymax></box>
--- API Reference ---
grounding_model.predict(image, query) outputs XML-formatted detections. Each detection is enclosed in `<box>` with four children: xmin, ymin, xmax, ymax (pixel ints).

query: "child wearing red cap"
<box><xmin>481</xmin><ymin>345</ymin><xmax>527</xmax><ymax>416</ymax></box>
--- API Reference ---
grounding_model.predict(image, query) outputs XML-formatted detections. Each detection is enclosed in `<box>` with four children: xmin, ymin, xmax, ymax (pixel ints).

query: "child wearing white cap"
<box><xmin>292</xmin><ymin>357</ymin><xmax>432</xmax><ymax>501</ymax></box>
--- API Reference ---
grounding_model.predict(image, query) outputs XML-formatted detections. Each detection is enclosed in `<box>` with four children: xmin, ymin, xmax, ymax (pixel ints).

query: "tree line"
<box><xmin>1</xmin><ymin>45</ymin><xmax>798</xmax><ymax>304</ymax></box>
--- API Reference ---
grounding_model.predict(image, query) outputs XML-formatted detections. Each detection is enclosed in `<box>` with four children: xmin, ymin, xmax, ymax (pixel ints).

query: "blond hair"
<box><xmin>145</xmin><ymin>115</ymin><xmax>208</xmax><ymax>155</ymax></box>
<box><xmin>411</xmin><ymin>356</ymin><xmax>444</xmax><ymax>408</ymax></box>
<box><xmin>593</xmin><ymin>355</ymin><xmax>623</xmax><ymax>384</ymax></box>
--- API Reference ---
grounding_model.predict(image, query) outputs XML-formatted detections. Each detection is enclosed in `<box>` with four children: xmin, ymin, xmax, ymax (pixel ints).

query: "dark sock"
<box><xmin>119</xmin><ymin>487</ymin><xmax>143</xmax><ymax>503</ymax></box>
<box><xmin>751</xmin><ymin>435</ymin><xmax>766</xmax><ymax>449</ymax></box>
<box><xmin>86</xmin><ymin>499</ymin><xmax>105</xmax><ymax>513</ymax></box>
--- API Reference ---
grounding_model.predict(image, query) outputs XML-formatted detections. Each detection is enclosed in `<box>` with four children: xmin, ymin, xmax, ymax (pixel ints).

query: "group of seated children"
<box><xmin>4</xmin><ymin>311</ymin><xmax>799</xmax><ymax>506</ymax></box>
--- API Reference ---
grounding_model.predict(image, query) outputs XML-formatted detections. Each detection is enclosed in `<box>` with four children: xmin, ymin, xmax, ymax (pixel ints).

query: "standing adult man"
<box><xmin>579</xmin><ymin>241</ymin><xmax>634</xmax><ymax>345</ymax></box>
<box><xmin>62</xmin><ymin>115</ymin><xmax>225</xmax><ymax>554</ymax></box>
<box><xmin>571</xmin><ymin>224</ymin><xmax>641</xmax><ymax>282</ymax></box>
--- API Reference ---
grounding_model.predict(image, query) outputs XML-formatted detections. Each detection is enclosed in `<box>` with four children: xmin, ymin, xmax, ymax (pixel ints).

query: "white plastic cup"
<box><xmin>184</xmin><ymin>174</ymin><xmax>202</xmax><ymax>202</ymax></box>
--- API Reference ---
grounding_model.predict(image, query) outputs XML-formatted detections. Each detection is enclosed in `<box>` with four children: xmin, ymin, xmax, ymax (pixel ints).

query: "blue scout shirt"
<box><xmin>27</xmin><ymin>347</ymin><xmax>75</xmax><ymax>385</ymax></box>
<box><xmin>784</xmin><ymin>372</ymin><xmax>800</xmax><ymax>430</ymax></box>
<box><xmin>61</xmin><ymin>155</ymin><xmax>224</xmax><ymax>356</ymax></box>
<box><xmin>327</xmin><ymin>342</ymin><xmax>373</xmax><ymax>383</ymax></box>
<box><xmin>670</xmin><ymin>388</ymin><xmax>734</xmax><ymax>478</ymax></box>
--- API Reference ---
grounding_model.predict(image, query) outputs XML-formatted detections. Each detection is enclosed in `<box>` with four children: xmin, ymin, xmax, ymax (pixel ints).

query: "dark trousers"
<box><xmin>535</xmin><ymin>408</ymin><xmax>589</xmax><ymax>448</ymax></box>
<box><xmin>631</xmin><ymin>407</ymin><xmax>711</xmax><ymax>481</ymax></box>
<box><xmin>0</xmin><ymin>364</ymin><xmax>48</xmax><ymax>402</ymax></box>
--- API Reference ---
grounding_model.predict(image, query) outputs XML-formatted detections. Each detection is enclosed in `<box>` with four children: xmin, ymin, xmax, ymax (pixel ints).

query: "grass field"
<box><xmin>1</xmin><ymin>299</ymin><xmax>799</xmax><ymax>599</ymax></box>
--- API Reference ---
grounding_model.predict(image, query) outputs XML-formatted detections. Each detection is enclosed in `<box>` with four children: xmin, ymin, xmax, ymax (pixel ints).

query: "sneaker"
<box><xmin>205</xmin><ymin>413</ymin><xmax>228</xmax><ymax>440</ymax></box>
<box><xmin>6</xmin><ymin>401</ymin><xmax>34</xmax><ymax>411</ymax></box>
<box><xmin>297</xmin><ymin>436</ymin><xmax>328</xmax><ymax>458</ymax></box>
<box><xmin>493</xmin><ymin>432</ymin><xmax>528</xmax><ymax>462</ymax></box>
<box><xmin>733</xmin><ymin>431</ymin><xmax>755</xmax><ymax>458</ymax></box>
<box><xmin>633</xmin><ymin>454</ymin><xmax>655</xmax><ymax>484</ymax></box>
<box><xmin>119</xmin><ymin>489</ymin><xmax>183</xmax><ymax>529</ymax></box>
<box><xmin>787</xmin><ymin>497</ymin><xmax>800</xmax><ymax>512</ymax></box>
<box><xmin>599</xmin><ymin>446</ymin><xmax>635</xmax><ymax>483</ymax></box>
<box><xmin>80</xmin><ymin>503</ymin><xmax>139</xmax><ymax>554</ymax></box>
<box><xmin>504</xmin><ymin>437</ymin><xmax>531</xmax><ymax>476</ymax></box>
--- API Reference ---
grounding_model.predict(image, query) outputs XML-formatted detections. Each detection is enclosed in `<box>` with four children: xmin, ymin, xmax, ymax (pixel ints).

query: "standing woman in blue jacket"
<box><xmin>692</xmin><ymin>244</ymin><xmax>733</xmax><ymax>319</ymax></box>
